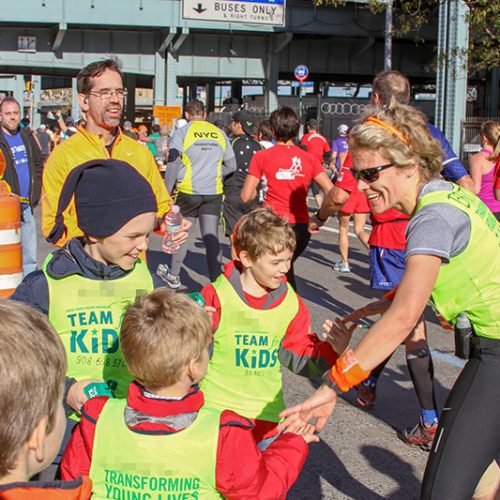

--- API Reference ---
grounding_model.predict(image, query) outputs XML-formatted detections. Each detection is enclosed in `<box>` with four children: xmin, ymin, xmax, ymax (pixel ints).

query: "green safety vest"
<box><xmin>44</xmin><ymin>254</ymin><xmax>153</xmax><ymax>404</ymax></box>
<box><xmin>417</xmin><ymin>186</ymin><xmax>500</xmax><ymax>339</ymax></box>
<box><xmin>176</xmin><ymin>121</ymin><xmax>227</xmax><ymax>195</ymax></box>
<box><xmin>200</xmin><ymin>275</ymin><xmax>299</xmax><ymax>421</ymax></box>
<box><xmin>89</xmin><ymin>399</ymin><xmax>222</xmax><ymax>500</ymax></box>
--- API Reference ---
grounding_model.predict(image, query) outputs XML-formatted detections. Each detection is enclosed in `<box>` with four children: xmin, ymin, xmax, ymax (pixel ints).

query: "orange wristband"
<box><xmin>323</xmin><ymin>349</ymin><xmax>370</xmax><ymax>393</ymax></box>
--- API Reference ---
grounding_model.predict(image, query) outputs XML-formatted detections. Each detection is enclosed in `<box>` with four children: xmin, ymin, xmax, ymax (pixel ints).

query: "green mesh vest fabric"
<box><xmin>200</xmin><ymin>274</ymin><xmax>299</xmax><ymax>421</ymax></box>
<box><xmin>44</xmin><ymin>254</ymin><xmax>153</xmax><ymax>410</ymax></box>
<box><xmin>89</xmin><ymin>399</ymin><xmax>222</xmax><ymax>499</ymax></box>
<box><xmin>416</xmin><ymin>185</ymin><xmax>499</xmax><ymax>339</ymax></box>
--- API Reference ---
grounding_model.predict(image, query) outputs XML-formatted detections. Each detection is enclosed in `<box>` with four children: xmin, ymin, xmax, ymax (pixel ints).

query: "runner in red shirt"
<box><xmin>300</xmin><ymin>118</ymin><xmax>331</xmax><ymax>164</ymax></box>
<box><xmin>241</xmin><ymin>107</ymin><xmax>333</xmax><ymax>290</ymax></box>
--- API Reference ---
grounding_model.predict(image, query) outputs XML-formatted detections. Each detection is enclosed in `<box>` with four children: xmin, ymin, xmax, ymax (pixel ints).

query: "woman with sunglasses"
<box><xmin>280</xmin><ymin>103</ymin><xmax>500</xmax><ymax>499</ymax></box>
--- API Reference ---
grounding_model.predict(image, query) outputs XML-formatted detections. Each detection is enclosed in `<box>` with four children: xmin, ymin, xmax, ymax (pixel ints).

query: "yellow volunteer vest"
<box><xmin>176</xmin><ymin>121</ymin><xmax>227</xmax><ymax>195</ymax></box>
<box><xmin>89</xmin><ymin>399</ymin><xmax>222</xmax><ymax>500</ymax></box>
<box><xmin>200</xmin><ymin>275</ymin><xmax>299</xmax><ymax>421</ymax></box>
<box><xmin>417</xmin><ymin>185</ymin><xmax>500</xmax><ymax>339</ymax></box>
<box><xmin>44</xmin><ymin>254</ymin><xmax>153</xmax><ymax>403</ymax></box>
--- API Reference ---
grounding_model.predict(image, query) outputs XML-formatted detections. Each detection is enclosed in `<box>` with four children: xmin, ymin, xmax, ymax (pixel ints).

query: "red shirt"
<box><xmin>368</xmin><ymin>209</ymin><xmax>410</xmax><ymax>250</ymax></box>
<box><xmin>300</xmin><ymin>132</ymin><xmax>331</xmax><ymax>163</ymax></box>
<box><xmin>248</xmin><ymin>144</ymin><xmax>324</xmax><ymax>224</ymax></box>
<box><xmin>338</xmin><ymin>153</ymin><xmax>409</xmax><ymax>249</ymax></box>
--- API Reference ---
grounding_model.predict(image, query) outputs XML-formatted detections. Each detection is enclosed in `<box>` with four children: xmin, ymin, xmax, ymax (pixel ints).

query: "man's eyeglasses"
<box><xmin>88</xmin><ymin>89</ymin><xmax>127</xmax><ymax>100</ymax></box>
<box><xmin>350</xmin><ymin>163</ymin><xmax>395</xmax><ymax>183</ymax></box>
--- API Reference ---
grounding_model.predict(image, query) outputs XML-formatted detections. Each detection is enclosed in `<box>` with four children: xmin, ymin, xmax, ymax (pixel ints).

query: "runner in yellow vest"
<box><xmin>61</xmin><ymin>289</ymin><xmax>317</xmax><ymax>498</ymax></box>
<box><xmin>279</xmin><ymin>104</ymin><xmax>500</xmax><ymax>499</ymax></box>
<box><xmin>200</xmin><ymin>208</ymin><xmax>342</xmax><ymax>443</ymax></box>
<box><xmin>201</xmin><ymin>274</ymin><xmax>299</xmax><ymax>422</ymax></box>
<box><xmin>162</xmin><ymin>99</ymin><xmax>236</xmax><ymax>288</ymax></box>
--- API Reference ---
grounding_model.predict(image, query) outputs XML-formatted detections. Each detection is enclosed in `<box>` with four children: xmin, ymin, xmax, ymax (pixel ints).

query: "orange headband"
<box><xmin>363</xmin><ymin>116</ymin><xmax>410</xmax><ymax>145</ymax></box>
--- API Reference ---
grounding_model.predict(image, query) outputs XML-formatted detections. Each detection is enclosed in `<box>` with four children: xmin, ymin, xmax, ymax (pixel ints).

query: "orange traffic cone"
<box><xmin>0</xmin><ymin>150</ymin><xmax>23</xmax><ymax>298</ymax></box>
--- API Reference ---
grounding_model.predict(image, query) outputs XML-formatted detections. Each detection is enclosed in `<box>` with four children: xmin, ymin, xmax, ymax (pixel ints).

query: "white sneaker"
<box><xmin>333</xmin><ymin>260</ymin><xmax>343</xmax><ymax>271</ymax></box>
<box><xmin>334</xmin><ymin>261</ymin><xmax>350</xmax><ymax>273</ymax></box>
<box><xmin>157</xmin><ymin>264</ymin><xmax>181</xmax><ymax>289</ymax></box>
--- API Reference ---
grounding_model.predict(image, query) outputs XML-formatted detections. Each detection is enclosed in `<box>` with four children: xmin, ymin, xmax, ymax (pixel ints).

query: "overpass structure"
<box><xmin>0</xmin><ymin>1</ymin><xmax>439</xmax><ymax>115</ymax></box>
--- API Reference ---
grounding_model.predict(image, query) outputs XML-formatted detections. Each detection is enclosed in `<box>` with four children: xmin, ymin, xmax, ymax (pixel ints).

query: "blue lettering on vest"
<box><xmin>235</xmin><ymin>347</ymin><xmax>278</xmax><ymax>369</ymax></box>
<box><xmin>69</xmin><ymin>329</ymin><xmax>119</xmax><ymax>353</ymax></box>
<box><xmin>70</xmin><ymin>330</ymin><xmax>89</xmax><ymax>353</ymax></box>
<box><xmin>102</xmin><ymin>329</ymin><xmax>119</xmax><ymax>353</ymax></box>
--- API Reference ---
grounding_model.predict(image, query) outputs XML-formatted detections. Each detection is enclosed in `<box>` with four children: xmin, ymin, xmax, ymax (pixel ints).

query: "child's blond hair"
<box><xmin>233</xmin><ymin>208</ymin><xmax>296</xmax><ymax>260</ymax></box>
<box><xmin>0</xmin><ymin>300</ymin><xmax>67</xmax><ymax>478</ymax></box>
<box><xmin>120</xmin><ymin>289</ymin><xmax>211</xmax><ymax>389</ymax></box>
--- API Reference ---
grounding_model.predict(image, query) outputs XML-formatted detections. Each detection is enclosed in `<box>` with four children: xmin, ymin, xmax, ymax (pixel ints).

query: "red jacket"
<box><xmin>61</xmin><ymin>383</ymin><xmax>308</xmax><ymax>500</ymax></box>
<box><xmin>0</xmin><ymin>477</ymin><xmax>92</xmax><ymax>499</ymax></box>
<box><xmin>201</xmin><ymin>261</ymin><xmax>338</xmax><ymax>440</ymax></box>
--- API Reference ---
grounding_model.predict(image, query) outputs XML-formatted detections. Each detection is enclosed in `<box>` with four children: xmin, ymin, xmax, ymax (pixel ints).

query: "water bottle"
<box><xmin>163</xmin><ymin>205</ymin><xmax>182</xmax><ymax>254</ymax></box>
<box><xmin>454</xmin><ymin>312</ymin><xmax>472</xmax><ymax>359</ymax></box>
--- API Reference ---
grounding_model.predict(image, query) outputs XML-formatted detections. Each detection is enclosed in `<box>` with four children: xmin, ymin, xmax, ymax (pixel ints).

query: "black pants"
<box><xmin>287</xmin><ymin>223</ymin><xmax>311</xmax><ymax>291</ymax></box>
<box><xmin>421</xmin><ymin>335</ymin><xmax>500</xmax><ymax>499</ymax></box>
<box><xmin>223</xmin><ymin>194</ymin><xmax>259</xmax><ymax>237</ymax></box>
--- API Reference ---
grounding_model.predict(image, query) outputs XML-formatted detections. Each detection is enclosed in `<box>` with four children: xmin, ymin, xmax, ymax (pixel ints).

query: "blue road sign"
<box><xmin>294</xmin><ymin>65</ymin><xmax>309</xmax><ymax>82</ymax></box>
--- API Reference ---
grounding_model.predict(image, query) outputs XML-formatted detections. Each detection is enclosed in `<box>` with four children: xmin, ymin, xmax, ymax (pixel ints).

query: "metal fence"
<box><xmin>210</xmin><ymin>104</ymin><xmax>498</xmax><ymax>171</ymax></box>
<box><xmin>208</xmin><ymin>96</ymin><xmax>368</xmax><ymax>139</ymax></box>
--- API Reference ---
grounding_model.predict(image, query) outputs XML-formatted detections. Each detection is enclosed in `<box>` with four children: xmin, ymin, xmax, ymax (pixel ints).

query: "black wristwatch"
<box><xmin>313</xmin><ymin>209</ymin><xmax>328</xmax><ymax>223</ymax></box>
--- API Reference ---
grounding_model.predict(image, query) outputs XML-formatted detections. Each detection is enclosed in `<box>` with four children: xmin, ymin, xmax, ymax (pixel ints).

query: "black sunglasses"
<box><xmin>350</xmin><ymin>163</ymin><xmax>395</xmax><ymax>182</ymax></box>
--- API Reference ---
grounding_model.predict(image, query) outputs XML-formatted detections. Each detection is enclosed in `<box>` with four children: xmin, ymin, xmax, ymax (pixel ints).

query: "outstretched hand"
<box><xmin>321</xmin><ymin>318</ymin><xmax>356</xmax><ymax>354</ymax></box>
<box><xmin>342</xmin><ymin>298</ymin><xmax>390</xmax><ymax>324</ymax></box>
<box><xmin>278</xmin><ymin>384</ymin><xmax>337</xmax><ymax>434</ymax></box>
<box><xmin>342</xmin><ymin>308</ymin><xmax>367</xmax><ymax>325</ymax></box>
<box><xmin>287</xmin><ymin>423</ymin><xmax>320</xmax><ymax>444</ymax></box>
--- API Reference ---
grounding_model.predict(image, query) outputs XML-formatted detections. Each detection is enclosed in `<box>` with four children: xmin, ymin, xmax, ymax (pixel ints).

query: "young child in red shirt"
<box><xmin>200</xmin><ymin>208</ymin><xmax>341</xmax><ymax>443</ymax></box>
<box><xmin>0</xmin><ymin>300</ymin><xmax>91</xmax><ymax>499</ymax></box>
<box><xmin>61</xmin><ymin>288</ymin><xmax>316</xmax><ymax>499</ymax></box>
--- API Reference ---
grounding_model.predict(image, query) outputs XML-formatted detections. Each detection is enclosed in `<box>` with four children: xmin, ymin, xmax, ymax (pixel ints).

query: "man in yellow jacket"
<box><xmin>42</xmin><ymin>58</ymin><xmax>173</xmax><ymax>246</ymax></box>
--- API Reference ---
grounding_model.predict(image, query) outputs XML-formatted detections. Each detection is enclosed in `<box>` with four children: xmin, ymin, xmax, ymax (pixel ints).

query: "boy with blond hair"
<box><xmin>200</xmin><ymin>207</ymin><xmax>340</xmax><ymax>442</ymax></box>
<box><xmin>0</xmin><ymin>299</ymin><xmax>91</xmax><ymax>498</ymax></box>
<box><xmin>61</xmin><ymin>289</ymin><xmax>315</xmax><ymax>498</ymax></box>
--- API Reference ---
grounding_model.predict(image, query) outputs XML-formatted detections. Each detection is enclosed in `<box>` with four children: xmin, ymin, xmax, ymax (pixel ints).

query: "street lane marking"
<box><xmin>319</xmin><ymin>225</ymin><xmax>358</xmax><ymax>238</ymax></box>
